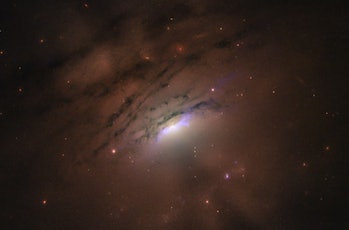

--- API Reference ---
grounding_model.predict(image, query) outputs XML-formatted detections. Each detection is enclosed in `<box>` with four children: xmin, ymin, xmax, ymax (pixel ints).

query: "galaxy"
<box><xmin>1</xmin><ymin>0</ymin><xmax>348</xmax><ymax>229</ymax></box>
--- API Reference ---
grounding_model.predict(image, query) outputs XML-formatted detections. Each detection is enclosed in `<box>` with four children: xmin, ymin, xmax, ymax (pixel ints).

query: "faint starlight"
<box><xmin>224</xmin><ymin>173</ymin><xmax>230</xmax><ymax>180</ymax></box>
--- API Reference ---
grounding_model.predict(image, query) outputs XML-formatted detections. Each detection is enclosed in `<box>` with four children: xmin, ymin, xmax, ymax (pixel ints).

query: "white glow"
<box><xmin>157</xmin><ymin>114</ymin><xmax>191</xmax><ymax>140</ymax></box>
<box><xmin>163</xmin><ymin>124</ymin><xmax>179</xmax><ymax>134</ymax></box>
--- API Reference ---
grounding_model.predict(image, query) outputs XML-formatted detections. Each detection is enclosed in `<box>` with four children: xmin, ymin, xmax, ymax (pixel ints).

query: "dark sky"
<box><xmin>1</xmin><ymin>0</ymin><xmax>348</xmax><ymax>229</ymax></box>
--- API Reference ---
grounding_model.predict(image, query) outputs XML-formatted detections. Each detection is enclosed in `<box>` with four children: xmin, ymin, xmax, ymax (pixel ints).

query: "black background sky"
<box><xmin>1</xmin><ymin>0</ymin><xmax>348</xmax><ymax>229</ymax></box>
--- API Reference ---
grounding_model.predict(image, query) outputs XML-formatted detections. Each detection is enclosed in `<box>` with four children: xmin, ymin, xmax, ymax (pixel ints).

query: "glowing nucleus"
<box><xmin>158</xmin><ymin>114</ymin><xmax>191</xmax><ymax>139</ymax></box>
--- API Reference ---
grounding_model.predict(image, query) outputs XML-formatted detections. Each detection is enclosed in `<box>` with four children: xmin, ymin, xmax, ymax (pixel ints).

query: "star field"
<box><xmin>0</xmin><ymin>1</ymin><xmax>348</xmax><ymax>229</ymax></box>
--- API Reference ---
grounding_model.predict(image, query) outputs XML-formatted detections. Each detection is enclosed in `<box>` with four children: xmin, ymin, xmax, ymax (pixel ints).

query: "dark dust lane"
<box><xmin>0</xmin><ymin>1</ymin><xmax>348</xmax><ymax>229</ymax></box>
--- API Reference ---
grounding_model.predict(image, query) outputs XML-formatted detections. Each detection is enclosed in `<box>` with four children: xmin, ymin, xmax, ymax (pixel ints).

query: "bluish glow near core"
<box><xmin>158</xmin><ymin>114</ymin><xmax>191</xmax><ymax>139</ymax></box>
